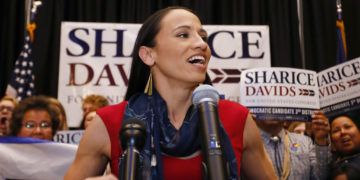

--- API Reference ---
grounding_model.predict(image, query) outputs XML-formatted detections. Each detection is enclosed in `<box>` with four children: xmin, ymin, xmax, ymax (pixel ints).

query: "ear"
<box><xmin>139</xmin><ymin>46</ymin><xmax>155</xmax><ymax>66</ymax></box>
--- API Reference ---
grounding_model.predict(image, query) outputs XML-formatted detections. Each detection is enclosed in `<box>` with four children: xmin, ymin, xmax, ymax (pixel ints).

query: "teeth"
<box><xmin>188</xmin><ymin>55</ymin><xmax>205</xmax><ymax>64</ymax></box>
<box><xmin>188</xmin><ymin>55</ymin><xmax>205</xmax><ymax>61</ymax></box>
<box><xmin>342</xmin><ymin>137</ymin><xmax>351</xmax><ymax>143</ymax></box>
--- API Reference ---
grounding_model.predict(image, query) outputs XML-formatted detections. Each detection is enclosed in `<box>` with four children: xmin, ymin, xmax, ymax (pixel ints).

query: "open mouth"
<box><xmin>0</xmin><ymin>117</ymin><xmax>7</xmax><ymax>124</ymax></box>
<box><xmin>188</xmin><ymin>55</ymin><xmax>205</xmax><ymax>65</ymax></box>
<box><xmin>341</xmin><ymin>137</ymin><xmax>352</xmax><ymax>144</ymax></box>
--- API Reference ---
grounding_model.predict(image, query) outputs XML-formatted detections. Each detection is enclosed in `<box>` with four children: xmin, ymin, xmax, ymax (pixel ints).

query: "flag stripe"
<box><xmin>336</xmin><ymin>20</ymin><xmax>347</xmax><ymax>53</ymax></box>
<box><xmin>0</xmin><ymin>136</ymin><xmax>50</xmax><ymax>144</ymax></box>
<box><xmin>0</xmin><ymin>136</ymin><xmax>77</xmax><ymax>179</ymax></box>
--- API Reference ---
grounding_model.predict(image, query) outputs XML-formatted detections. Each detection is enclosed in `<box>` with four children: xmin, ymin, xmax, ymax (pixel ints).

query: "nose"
<box><xmin>33</xmin><ymin>126</ymin><xmax>43</xmax><ymax>134</ymax></box>
<box><xmin>193</xmin><ymin>34</ymin><xmax>208</xmax><ymax>51</ymax></box>
<box><xmin>340</xmin><ymin>128</ymin><xmax>346</xmax><ymax>135</ymax></box>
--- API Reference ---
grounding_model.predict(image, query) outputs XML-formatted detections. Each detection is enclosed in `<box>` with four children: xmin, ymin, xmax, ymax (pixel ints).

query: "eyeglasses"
<box><xmin>0</xmin><ymin>105</ymin><xmax>14</xmax><ymax>112</ymax></box>
<box><xmin>23</xmin><ymin>121</ymin><xmax>52</xmax><ymax>129</ymax></box>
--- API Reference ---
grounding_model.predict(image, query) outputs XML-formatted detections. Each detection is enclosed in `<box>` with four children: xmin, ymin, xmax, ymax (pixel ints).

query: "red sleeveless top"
<box><xmin>97</xmin><ymin>100</ymin><xmax>248</xmax><ymax>179</ymax></box>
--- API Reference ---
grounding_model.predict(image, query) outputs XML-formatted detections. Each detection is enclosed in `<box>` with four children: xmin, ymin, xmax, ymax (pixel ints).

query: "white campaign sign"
<box><xmin>59</xmin><ymin>22</ymin><xmax>271</xmax><ymax>127</ymax></box>
<box><xmin>318</xmin><ymin>57</ymin><xmax>360</xmax><ymax>116</ymax></box>
<box><xmin>53</xmin><ymin>130</ymin><xmax>84</xmax><ymax>144</ymax></box>
<box><xmin>206</xmin><ymin>25</ymin><xmax>271</xmax><ymax>102</ymax></box>
<box><xmin>240</xmin><ymin>60</ymin><xmax>360</xmax><ymax>120</ymax></box>
<box><xmin>240</xmin><ymin>67</ymin><xmax>319</xmax><ymax>121</ymax></box>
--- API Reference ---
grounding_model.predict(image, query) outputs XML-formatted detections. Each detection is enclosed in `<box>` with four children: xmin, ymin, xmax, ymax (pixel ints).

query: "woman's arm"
<box><xmin>240</xmin><ymin>114</ymin><xmax>277</xmax><ymax>180</ymax></box>
<box><xmin>65</xmin><ymin>115</ymin><xmax>111</xmax><ymax>179</ymax></box>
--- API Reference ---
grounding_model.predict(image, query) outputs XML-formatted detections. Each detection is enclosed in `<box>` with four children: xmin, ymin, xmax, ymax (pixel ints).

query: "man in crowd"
<box><xmin>255</xmin><ymin>111</ymin><xmax>331</xmax><ymax>180</ymax></box>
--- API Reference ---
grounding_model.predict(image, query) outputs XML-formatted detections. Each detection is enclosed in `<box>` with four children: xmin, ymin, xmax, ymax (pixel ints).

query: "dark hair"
<box><xmin>331</xmin><ymin>159</ymin><xmax>360</xmax><ymax>180</ymax></box>
<box><xmin>125</xmin><ymin>6</ymin><xmax>212</xmax><ymax>100</ymax></box>
<box><xmin>48</xmin><ymin>97</ymin><xmax>68</xmax><ymax>130</ymax></box>
<box><xmin>330</xmin><ymin>111</ymin><xmax>360</xmax><ymax>131</ymax></box>
<box><xmin>10</xmin><ymin>95</ymin><xmax>60</xmax><ymax>136</ymax></box>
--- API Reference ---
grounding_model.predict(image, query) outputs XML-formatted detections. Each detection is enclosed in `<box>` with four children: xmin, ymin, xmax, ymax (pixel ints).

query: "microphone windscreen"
<box><xmin>120</xmin><ymin>118</ymin><xmax>146</xmax><ymax>150</ymax></box>
<box><xmin>192</xmin><ymin>84</ymin><xmax>220</xmax><ymax>105</ymax></box>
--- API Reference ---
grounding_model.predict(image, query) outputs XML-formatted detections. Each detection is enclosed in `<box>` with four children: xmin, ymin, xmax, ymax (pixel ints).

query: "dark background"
<box><xmin>1</xmin><ymin>0</ymin><xmax>360</xmax><ymax>98</ymax></box>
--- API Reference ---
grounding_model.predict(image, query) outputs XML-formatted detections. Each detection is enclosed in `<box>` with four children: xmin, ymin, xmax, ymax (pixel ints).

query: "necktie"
<box><xmin>271</xmin><ymin>136</ymin><xmax>283</xmax><ymax>177</ymax></box>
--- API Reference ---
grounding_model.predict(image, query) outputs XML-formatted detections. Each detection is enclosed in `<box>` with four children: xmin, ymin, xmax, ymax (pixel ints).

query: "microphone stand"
<box><xmin>120</xmin><ymin>140</ymin><xmax>141</xmax><ymax>180</ymax></box>
<box><xmin>119</xmin><ymin>119</ymin><xmax>146</xmax><ymax>180</ymax></box>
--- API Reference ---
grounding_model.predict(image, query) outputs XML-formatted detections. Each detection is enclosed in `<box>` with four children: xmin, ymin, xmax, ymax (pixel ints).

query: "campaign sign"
<box><xmin>53</xmin><ymin>130</ymin><xmax>84</xmax><ymax>144</ymax></box>
<box><xmin>318</xmin><ymin>57</ymin><xmax>360</xmax><ymax>117</ymax></box>
<box><xmin>240</xmin><ymin>67</ymin><xmax>319</xmax><ymax>121</ymax></box>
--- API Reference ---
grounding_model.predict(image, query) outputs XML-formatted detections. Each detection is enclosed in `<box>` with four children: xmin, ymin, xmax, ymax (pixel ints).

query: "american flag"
<box><xmin>336</xmin><ymin>0</ymin><xmax>347</xmax><ymax>64</ymax></box>
<box><xmin>6</xmin><ymin>35</ymin><xmax>35</xmax><ymax>102</ymax></box>
<box><xmin>5</xmin><ymin>1</ymin><xmax>42</xmax><ymax>102</ymax></box>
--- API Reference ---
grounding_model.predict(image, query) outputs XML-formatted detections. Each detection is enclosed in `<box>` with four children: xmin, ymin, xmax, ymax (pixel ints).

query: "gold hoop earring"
<box><xmin>144</xmin><ymin>72</ymin><xmax>153</xmax><ymax>96</ymax></box>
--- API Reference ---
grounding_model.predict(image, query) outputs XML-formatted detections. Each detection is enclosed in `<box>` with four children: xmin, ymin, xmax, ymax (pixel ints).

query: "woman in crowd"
<box><xmin>330</xmin><ymin>111</ymin><xmax>360</xmax><ymax>180</ymax></box>
<box><xmin>79</xmin><ymin>94</ymin><xmax>109</xmax><ymax>129</ymax></box>
<box><xmin>81</xmin><ymin>94</ymin><xmax>109</xmax><ymax>116</ymax></box>
<box><xmin>65</xmin><ymin>6</ymin><xmax>276</xmax><ymax>179</ymax></box>
<box><xmin>287</xmin><ymin>121</ymin><xmax>306</xmax><ymax>135</ymax></box>
<box><xmin>10</xmin><ymin>95</ymin><xmax>60</xmax><ymax>141</ymax></box>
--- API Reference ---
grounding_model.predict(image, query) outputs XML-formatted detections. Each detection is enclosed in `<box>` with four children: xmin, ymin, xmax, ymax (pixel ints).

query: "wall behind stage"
<box><xmin>1</xmin><ymin>0</ymin><xmax>360</xmax><ymax>98</ymax></box>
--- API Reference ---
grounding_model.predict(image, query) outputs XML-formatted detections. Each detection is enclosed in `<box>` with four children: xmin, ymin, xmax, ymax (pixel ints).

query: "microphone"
<box><xmin>119</xmin><ymin>118</ymin><xmax>147</xmax><ymax>180</ymax></box>
<box><xmin>192</xmin><ymin>84</ymin><xmax>227</xmax><ymax>180</ymax></box>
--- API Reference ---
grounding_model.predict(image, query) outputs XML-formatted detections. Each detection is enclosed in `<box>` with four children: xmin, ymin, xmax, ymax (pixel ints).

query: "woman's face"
<box><xmin>293</xmin><ymin>122</ymin><xmax>306</xmax><ymax>135</ymax></box>
<box><xmin>150</xmin><ymin>9</ymin><xmax>211</xmax><ymax>87</ymax></box>
<box><xmin>82</xmin><ymin>102</ymin><xmax>96</xmax><ymax>116</ymax></box>
<box><xmin>331</xmin><ymin>116</ymin><xmax>360</xmax><ymax>155</ymax></box>
<box><xmin>18</xmin><ymin>109</ymin><xmax>53</xmax><ymax>141</ymax></box>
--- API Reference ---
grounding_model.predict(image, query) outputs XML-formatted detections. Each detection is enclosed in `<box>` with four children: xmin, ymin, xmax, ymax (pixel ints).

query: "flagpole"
<box><xmin>25</xmin><ymin>0</ymin><xmax>33</xmax><ymax>29</ymax></box>
<box><xmin>297</xmin><ymin>0</ymin><xmax>306</xmax><ymax>69</ymax></box>
<box><xmin>336</xmin><ymin>0</ymin><xmax>347</xmax><ymax>64</ymax></box>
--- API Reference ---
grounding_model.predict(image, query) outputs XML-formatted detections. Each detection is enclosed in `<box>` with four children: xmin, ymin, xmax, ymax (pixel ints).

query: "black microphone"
<box><xmin>119</xmin><ymin>118</ymin><xmax>147</xmax><ymax>180</ymax></box>
<box><xmin>192</xmin><ymin>84</ymin><xmax>227</xmax><ymax>180</ymax></box>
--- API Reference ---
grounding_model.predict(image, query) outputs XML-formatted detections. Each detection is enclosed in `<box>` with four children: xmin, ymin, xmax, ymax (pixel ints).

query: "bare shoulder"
<box><xmin>82</xmin><ymin>115</ymin><xmax>111</xmax><ymax>157</ymax></box>
<box><xmin>243</xmin><ymin>114</ymin><xmax>260</xmax><ymax>149</ymax></box>
<box><xmin>65</xmin><ymin>115</ymin><xmax>111</xmax><ymax>179</ymax></box>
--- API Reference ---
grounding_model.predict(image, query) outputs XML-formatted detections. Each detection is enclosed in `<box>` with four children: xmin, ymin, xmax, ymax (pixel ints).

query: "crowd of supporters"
<box><xmin>1</xmin><ymin>93</ymin><xmax>359</xmax><ymax>179</ymax></box>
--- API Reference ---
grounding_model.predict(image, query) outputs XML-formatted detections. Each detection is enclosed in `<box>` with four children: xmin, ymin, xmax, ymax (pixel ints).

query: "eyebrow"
<box><xmin>172</xmin><ymin>25</ymin><xmax>208</xmax><ymax>35</ymax></box>
<box><xmin>24</xmin><ymin>120</ymin><xmax>51</xmax><ymax>123</ymax></box>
